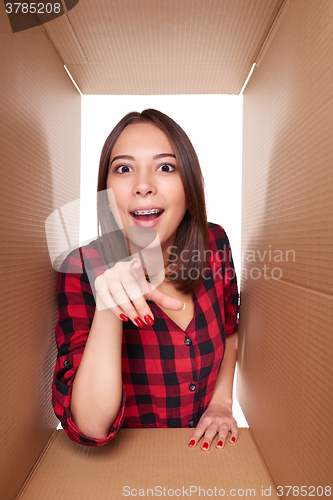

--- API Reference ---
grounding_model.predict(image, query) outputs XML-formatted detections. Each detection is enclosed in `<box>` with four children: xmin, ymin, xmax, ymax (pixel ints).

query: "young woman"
<box><xmin>52</xmin><ymin>109</ymin><xmax>239</xmax><ymax>450</ymax></box>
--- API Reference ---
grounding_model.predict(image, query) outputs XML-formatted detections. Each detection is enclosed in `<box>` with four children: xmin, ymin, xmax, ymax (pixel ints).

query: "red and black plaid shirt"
<box><xmin>52</xmin><ymin>223</ymin><xmax>239</xmax><ymax>446</ymax></box>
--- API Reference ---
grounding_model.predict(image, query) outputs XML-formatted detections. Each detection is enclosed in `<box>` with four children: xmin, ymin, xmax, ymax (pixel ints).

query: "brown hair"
<box><xmin>96</xmin><ymin>109</ymin><xmax>209</xmax><ymax>294</ymax></box>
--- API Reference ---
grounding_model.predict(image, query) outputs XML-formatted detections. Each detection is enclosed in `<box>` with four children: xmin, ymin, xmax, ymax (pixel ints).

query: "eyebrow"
<box><xmin>110</xmin><ymin>153</ymin><xmax>176</xmax><ymax>165</ymax></box>
<box><xmin>153</xmin><ymin>153</ymin><xmax>176</xmax><ymax>160</ymax></box>
<box><xmin>110</xmin><ymin>155</ymin><xmax>134</xmax><ymax>165</ymax></box>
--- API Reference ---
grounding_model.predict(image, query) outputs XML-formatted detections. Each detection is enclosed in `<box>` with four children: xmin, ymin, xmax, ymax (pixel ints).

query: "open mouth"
<box><xmin>130</xmin><ymin>209</ymin><xmax>164</xmax><ymax>221</ymax></box>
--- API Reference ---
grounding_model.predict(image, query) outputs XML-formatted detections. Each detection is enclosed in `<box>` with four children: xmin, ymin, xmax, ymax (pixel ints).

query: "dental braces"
<box><xmin>133</xmin><ymin>209</ymin><xmax>163</xmax><ymax>215</ymax></box>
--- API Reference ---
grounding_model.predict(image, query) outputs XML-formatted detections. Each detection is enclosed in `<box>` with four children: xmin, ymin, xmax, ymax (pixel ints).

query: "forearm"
<box><xmin>70</xmin><ymin>303</ymin><xmax>123</xmax><ymax>439</ymax></box>
<box><xmin>209</xmin><ymin>332</ymin><xmax>238</xmax><ymax>412</ymax></box>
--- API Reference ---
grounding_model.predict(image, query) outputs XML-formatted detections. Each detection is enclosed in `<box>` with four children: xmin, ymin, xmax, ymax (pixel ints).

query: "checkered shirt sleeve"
<box><xmin>52</xmin><ymin>246</ymin><xmax>126</xmax><ymax>446</ymax></box>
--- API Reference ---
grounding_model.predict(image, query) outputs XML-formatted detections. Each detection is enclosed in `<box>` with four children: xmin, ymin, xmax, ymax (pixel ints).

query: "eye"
<box><xmin>115</xmin><ymin>164</ymin><xmax>133</xmax><ymax>173</ymax></box>
<box><xmin>157</xmin><ymin>163</ymin><xmax>175</xmax><ymax>172</ymax></box>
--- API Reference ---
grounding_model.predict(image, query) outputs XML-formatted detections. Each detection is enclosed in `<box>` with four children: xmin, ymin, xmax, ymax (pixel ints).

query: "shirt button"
<box><xmin>184</xmin><ymin>337</ymin><xmax>192</xmax><ymax>346</ymax></box>
<box><xmin>188</xmin><ymin>420</ymin><xmax>195</xmax><ymax>427</ymax></box>
<box><xmin>63</xmin><ymin>360</ymin><xmax>69</xmax><ymax>368</ymax></box>
<box><xmin>189</xmin><ymin>383</ymin><xmax>196</xmax><ymax>391</ymax></box>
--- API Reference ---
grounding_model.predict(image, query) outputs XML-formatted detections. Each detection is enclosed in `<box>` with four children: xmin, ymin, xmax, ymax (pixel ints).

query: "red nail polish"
<box><xmin>217</xmin><ymin>440</ymin><xmax>223</xmax><ymax>448</ymax></box>
<box><xmin>230</xmin><ymin>436</ymin><xmax>236</xmax><ymax>443</ymax></box>
<box><xmin>134</xmin><ymin>317</ymin><xmax>144</xmax><ymax>327</ymax></box>
<box><xmin>144</xmin><ymin>315</ymin><xmax>154</xmax><ymax>325</ymax></box>
<box><xmin>202</xmin><ymin>442</ymin><xmax>209</xmax><ymax>450</ymax></box>
<box><xmin>189</xmin><ymin>439</ymin><xmax>196</xmax><ymax>447</ymax></box>
<box><xmin>120</xmin><ymin>314</ymin><xmax>129</xmax><ymax>322</ymax></box>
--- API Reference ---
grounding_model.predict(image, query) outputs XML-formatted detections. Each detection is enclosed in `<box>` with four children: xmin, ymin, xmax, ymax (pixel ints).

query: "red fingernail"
<box><xmin>230</xmin><ymin>436</ymin><xmax>236</xmax><ymax>443</ymax></box>
<box><xmin>120</xmin><ymin>314</ymin><xmax>129</xmax><ymax>322</ymax></box>
<box><xmin>189</xmin><ymin>439</ymin><xmax>196</xmax><ymax>447</ymax></box>
<box><xmin>202</xmin><ymin>442</ymin><xmax>209</xmax><ymax>450</ymax></box>
<box><xmin>134</xmin><ymin>317</ymin><xmax>144</xmax><ymax>327</ymax></box>
<box><xmin>144</xmin><ymin>315</ymin><xmax>154</xmax><ymax>325</ymax></box>
<box><xmin>217</xmin><ymin>440</ymin><xmax>223</xmax><ymax>448</ymax></box>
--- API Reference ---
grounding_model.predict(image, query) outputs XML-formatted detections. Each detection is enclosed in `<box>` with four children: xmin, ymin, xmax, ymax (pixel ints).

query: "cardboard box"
<box><xmin>1</xmin><ymin>0</ymin><xmax>332</xmax><ymax>498</ymax></box>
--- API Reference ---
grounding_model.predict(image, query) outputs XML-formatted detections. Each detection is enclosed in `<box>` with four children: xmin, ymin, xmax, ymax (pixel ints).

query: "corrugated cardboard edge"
<box><xmin>15</xmin><ymin>430</ymin><xmax>58</xmax><ymax>500</ymax></box>
<box><xmin>255</xmin><ymin>0</ymin><xmax>290</xmax><ymax>67</ymax></box>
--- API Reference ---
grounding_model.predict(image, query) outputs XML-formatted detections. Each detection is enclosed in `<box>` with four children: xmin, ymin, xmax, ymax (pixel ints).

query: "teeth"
<box><xmin>133</xmin><ymin>209</ymin><xmax>162</xmax><ymax>215</ymax></box>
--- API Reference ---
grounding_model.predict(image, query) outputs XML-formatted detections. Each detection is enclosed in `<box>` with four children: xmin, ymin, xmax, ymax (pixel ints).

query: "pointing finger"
<box><xmin>149</xmin><ymin>287</ymin><xmax>184</xmax><ymax>311</ymax></box>
<box><xmin>131</xmin><ymin>259</ymin><xmax>151</xmax><ymax>294</ymax></box>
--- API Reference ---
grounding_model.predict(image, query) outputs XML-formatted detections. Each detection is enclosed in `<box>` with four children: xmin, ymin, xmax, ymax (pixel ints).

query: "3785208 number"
<box><xmin>5</xmin><ymin>3</ymin><xmax>61</xmax><ymax>14</ymax></box>
<box><xmin>277</xmin><ymin>486</ymin><xmax>331</xmax><ymax>496</ymax></box>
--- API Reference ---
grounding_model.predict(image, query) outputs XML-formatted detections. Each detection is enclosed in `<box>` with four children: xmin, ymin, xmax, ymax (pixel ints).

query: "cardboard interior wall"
<box><xmin>238</xmin><ymin>0</ymin><xmax>333</xmax><ymax>487</ymax></box>
<box><xmin>40</xmin><ymin>0</ymin><xmax>284</xmax><ymax>94</ymax></box>
<box><xmin>0</xmin><ymin>7</ymin><xmax>81</xmax><ymax>500</ymax></box>
<box><xmin>0</xmin><ymin>0</ymin><xmax>332</xmax><ymax>498</ymax></box>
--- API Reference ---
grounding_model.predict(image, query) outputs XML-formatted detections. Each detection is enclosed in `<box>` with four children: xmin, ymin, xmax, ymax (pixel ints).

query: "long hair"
<box><xmin>96</xmin><ymin>109</ymin><xmax>209</xmax><ymax>294</ymax></box>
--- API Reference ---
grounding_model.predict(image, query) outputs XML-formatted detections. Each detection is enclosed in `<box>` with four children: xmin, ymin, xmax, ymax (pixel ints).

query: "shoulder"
<box><xmin>58</xmin><ymin>239</ymin><xmax>105</xmax><ymax>276</ymax></box>
<box><xmin>207</xmin><ymin>222</ymin><xmax>230</xmax><ymax>252</ymax></box>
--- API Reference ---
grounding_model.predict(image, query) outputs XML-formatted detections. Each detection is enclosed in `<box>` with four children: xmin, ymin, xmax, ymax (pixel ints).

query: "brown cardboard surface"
<box><xmin>18</xmin><ymin>428</ymin><xmax>279</xmax><ymax>500</ymax></box>
<box><xmin>237</xmin><ymin>279</ymin><xmax>333</xmax><ymax>486</ymax></box>
<box><xmin>239</xmin><ymin>0</ymin><xmax>333</xmax><ymax>489</ymax></box>
<box><xmin>0</xmin><ymin>6</ymin><xmax>81</xmax><ymax>500</ymax></box>
<box><xmin>41</xmin><ymin>0</ymin><xmax>283</xmax><ymax>94</ymax></box>
<box><xmin>39</xmin><ymin>5</ymin><xmax>88</xmax><ymax>65</ymax></box>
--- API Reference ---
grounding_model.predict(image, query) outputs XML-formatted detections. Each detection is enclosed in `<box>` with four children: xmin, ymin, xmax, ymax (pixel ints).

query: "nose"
<box><xmin>133</xmin><ymin>169</ymin><xmax>156</xmax><ymax>196</ymax></box>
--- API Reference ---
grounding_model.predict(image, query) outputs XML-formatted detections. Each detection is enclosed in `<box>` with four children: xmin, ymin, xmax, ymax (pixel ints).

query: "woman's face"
<box><xmin>106</xmin><ymin>122</ymin><xmax>187</xmax><ymax>259</ymax></box>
